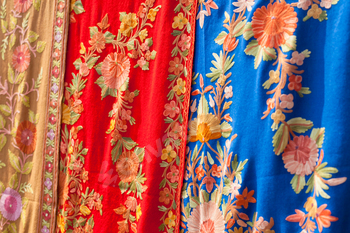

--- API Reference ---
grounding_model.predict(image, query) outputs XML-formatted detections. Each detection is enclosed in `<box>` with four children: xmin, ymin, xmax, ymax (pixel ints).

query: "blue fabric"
<box><xmin>181</xmin><ymin>1</ymin><xmax>350</xmax><ymax>232</ymax></box>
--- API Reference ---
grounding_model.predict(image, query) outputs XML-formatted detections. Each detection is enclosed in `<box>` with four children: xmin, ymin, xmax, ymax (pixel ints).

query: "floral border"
<box><xmin>38</xmin><ymin>0</ymin><xmax>69</xmax><ymax>232</ymax></box>
<box><xmin>158</xmin><ymin>1</ymin><xmax>198</xmax><ymax>233</ymax></box>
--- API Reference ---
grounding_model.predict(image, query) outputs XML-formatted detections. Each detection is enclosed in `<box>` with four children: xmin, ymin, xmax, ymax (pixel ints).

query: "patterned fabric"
<box><xmin>0</xmin><ymin>0</ymin><xmax>69</xmax><ymax>232</ymax></box>
<box><xmin>181</xmin><ymin>0</ymin><xmax>349</xmax><ymax>233</ymax></box>
<box><xmin>56</xmin><ymin>0</ymin><xmax>197</xmax><ymax>232</ymax></box>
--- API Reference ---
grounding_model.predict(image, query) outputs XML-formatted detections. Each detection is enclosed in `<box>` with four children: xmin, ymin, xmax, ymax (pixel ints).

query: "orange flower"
<box><xmin>89</xmin><ymin>32</ymin><xmax>106</xmax><ymax>53</ymax></box>
<box><xmin>12</xmin><ymin>45</ymin><xmax>31</xmax><ymax>73</ymax></box>
<box><xmin>252</xmin><ymin>2</ymin><xmax>298</xmax><ymax>48</ymax></box>
<box><xmin>159</xmin><ymin>188</ymin><xmax>173</xmax><ymax>205</ymax></box>
<box><xmin>14</xmin><ymin>0</ymin><xmax>32</xmax><ymax>13</ymax></box>
<box><xmin>195</xmin><ymin>165</ymin><xmax>205</xmax><ymax>180</ymax></box>
<box><xmin>236</xmin><ymin>187</ymin><xmax>256</xmax><ymax>209</ymax></box>
<box><xmin>211</xmin><ymin>164</ymin><xmax>222</xmax><ymax>178</ymax></box>
<box><xmin>315</xmin><ymin>204</ymin><xmax>338</xmax><ymax>232</ymax></box>
<box><xmin>116</xmin><ymin>151</ymin><xmax>139</xmax><ymax>183</ymax></box>
<box><xmin>101</xmin><ymin>52</ymin><xmax>131</xmax><ymax>90</ymax></box>
<box><xmin>118</xmin><ymin>221</ymin><xmax>129</xmax><ymax>233</ymax></box>
<box><xmin>223</xmin><ymin>35</ymin><xmax>238</xmax><ymax>52</ymax></box>
<box><xmin>168</xmin><ymin>57</ymin><xmax>183</xmax><ymax>75</ymax></box>
<box><xmin>15</xmin><ymin>121</ymin><xmax>37</xmax><ymax>154</ymax></box>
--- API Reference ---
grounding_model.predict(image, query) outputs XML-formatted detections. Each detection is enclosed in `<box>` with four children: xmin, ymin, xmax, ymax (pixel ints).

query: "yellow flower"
<box><xmin>79</xmin><ymin>42</ymin><xmax>86</xmax><ymax>54</ymax></box>
<box><xmin>62</xmin><ymin>104</ymin><xmax>71</xmax><ymax>125</ymax></box>
<box><xmin>172</xmin><ymin>13</ymin><xmax>188</xmax><ymax>29</ymax></box>
<box><xmin>161</xmin><ymin>145</ymin><xmax>177</xmax><ymax>162</ymax></box>
<box><xmin>269</xmin><ymin>70</ymin><xmax>280</xmax><ymax>84</ymax></box>
<box><xmin>120</xmin><ymin>13</ymin><xmax>138</xmax><ymax>37</ymax></box>
<box><xmin>68</xmin><ymin>146</ymin><xmax>73</xmax><ymax>154</ymax></box>
<box><xmin>109</xmin><ymin>119</ymin><xmax>115</xmax><ymax>131</ymax></box>
<box><xmin>70</xmin><ymin>0</ymin><xmax>76</xmax><ymax>12</ymax></box>
<box><xmin>164</xmin><ymin>211</ymin><xmax>176</xmax><ymax>228</ymax></box>
<box><xmin>188</xmin><ymin>114</ymin><xmax>222</xmax><ymax>143</ymax></box>
<box><xmin>217</xmin><ymin>74</ymin><xmax>227</xmax><ymax>86</ymax></box>
<box><xmin>173</xmin><ymin>78</ymin><xmax>186</xmax><ymax>95</ymax></box>
<box><xmin>271</xmin><ymin>109</ymin><xmax>285</xmax><ymax>125</ymax></box>
<box><xmin>57</xmin><ymin>214</ymin><xmax>65</xmax><ymax>233</ymax></box>
<box><xmin>307</xmin><ymin>4</ymin><xmax>322</xmax><ymax>19</ymax></box>
<box><xmin>304</xmin><ymin>197</ymin><xmax>317</xmax><ymax>219</ymax></box>
<box><xmin>80</xmin><ymin>205</ymin><xmax>91</xmax><ymax>216</ymax></box>
<box><xmin>139</xmin><ymin>29</ymin><xmax>148</xmax><ymax>42</ymax></box>
<box><xmin>136</xmin><ymin>204</ymin><xmax>142</xmax><ymax>221</ymax></box>
<box><xmin>147</xmin><ymin>8</ymin><xmax>158</xmax><ymax>22</ymax></box>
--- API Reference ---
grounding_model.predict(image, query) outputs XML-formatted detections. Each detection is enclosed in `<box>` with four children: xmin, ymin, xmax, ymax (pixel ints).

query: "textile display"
<box><xmin>0</xmin><ymin>0</ymin><xmax>70</xmax><ymax>232</ymax></box>
<box><xmin>180</xmin><ymin>0</ymin><xmax>349</xmax><ymax>233</ymax></box>
<box><xmin>56</xmin><ymin>0</ymin><xmax>197</xmax><ymax>232</ymax></box>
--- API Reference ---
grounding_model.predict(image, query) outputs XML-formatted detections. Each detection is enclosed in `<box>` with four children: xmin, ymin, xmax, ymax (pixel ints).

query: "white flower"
<box><xmin>320</xmin><ymin>0</ymin><xmax>332</xmax><ymax>9</ymax></box>
<box><xmin>196</xmin><ymin>10</ymin><xmax>209</xmax><ymax>29</ymax></box>
<box><xmin>209</xmin><ymin>95</ymin><xmax>215</xmax><ymax>108</ymax></box>
<box><xmin>233</xmin><ymin>0</ymin><xmax>255</xmax><ymax>13</ymax></box>
<box><xmin>225</xmin><ymin>139</ymin><xmax>231</xmax><ymax>152</ymax></box>
<box><xmin>229</xmin><ymin>179</ymin><xmax>241</xmax><ymax>197</ymax></box>
<box><xmin>297</xmin><ymin>0</ymin><xmax>312</xmax><ymax>10</ymax></box>
<box><xmin>224</xmin><ymin>86</ymin><xmax>233</xmax><ymax>99</ymax></box>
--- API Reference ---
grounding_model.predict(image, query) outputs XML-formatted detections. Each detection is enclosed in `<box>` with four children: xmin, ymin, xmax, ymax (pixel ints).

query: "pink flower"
<box><xmin>164</xmin><ymin>101</ymin><xmax>180</xmax><ymax>118</ymax></box>
<box><xmin>72</xmin><ymin>160</ymin><xmax>83</xmax><ymax>172</ymax></box>
<box><xmin>125</xmin><ymin>196</ymin><xmax>137</xmax><ymax>212</ymax></box>
<box><xmin>79</xmin><ymin>63</ymin><xmax>90</xmax><ymax>77</ymax></box>
<box><xmin>14</xmin><ymin>0</ymin><xmax>32</xmax><ymax>13</ymax></box>
<box><xmin>178</xmin><ymin>34</ymin><xmax>191</xmax><ymax>51</ymax></box>
<box><xmin>56</xmin><ymin>17</ymin><xmax>63</xmax><ymax>27</ymax></box>
<box><xmin>60</xmin><ymin>141</ymin><xmax>67</xmax><ymax>154</ymax></box>
<box><xmin>168</xmin><ymin>122</ymin><xmax>182</xmax><ymax>140</ymax></box>
<box><xmin>205</xmin><ymin>0</ymin><xmax>218</xmax><ymax>15</ymax></box>
<box><xmin>137</xmin><ymin>57</ymin><xmax>147</xmax><ymax>67</ymax></box>
<box><xmin>228</xmin><ymin>180</ymin><xmax>241</xmax><ymax>197</ymax></box>
<box><xmin>224</xmin><ymin>86</ymin><xmax>233</xmax><ymax>99</ymax></box>
<box><xmin>53</xmin><ymin>48</ymin><xmax>61</xmax><ymax>60</ymax></box>
<box><xmin>0</xmin><ymin>188</ymin><xmax>22</xmax><ymax>221</ymax></box>
<box><xmin>320</xmin><ymin>0</ymin><xmax>332</xmax><ymax>9</ymax></box>
<box><xmin>280</xmin><ymin>94</ymin><xmax>294</xmax><ymax>109</ymax></box>
<box><xmin>167</xmin><ymin>166</ymin><xmax>179</xmax><ymax>183</ymax></box>
<box><xmin>12</xmin><ymin>45</ymin><xmax>31</xmax><ymax>73</ymax></box>
<box><xmin>121</xmin><ymin>109</ymin><xmax>132</xmax><ymax>121</ymax></box>
<box><xmin>256</xmin><ymin>217</ymin><xmax>269</xmax><ymax>230</ymax></box>
<box><xmin>196</xmin><ymin>10</ymin><xmax>209</xmax><ymax>29</ymax></box>
<box><xmin>282</xmin><ymin>135</ymin><xmax>318</xmax><ymax>176</ymax></box>
<box><xmin>233</xmin><ymin>0</ymin><xmax>255</xmax><ymax>13</ymax></box>
<box><xmin>52</xmin><ymin>66</ymin><xmax>60</xmax><ymax>78</ymax></box>
<box><xmin>141</xmin><ymin>41</ymin><xmax>149</xmax><ymax>51</ymax></box>
<box><xmin>101</xmin><ymin>53</ymin><xmax>130</xmax><ymax>90</ymax></box>
<box><xmin>202</xmin><ymin>176</ymin><xmax>216</xmax><ymax>193</ymax></box>
<box><xmin>290</xmin><ymin>51</ymin><xmax>305</xmax><ymax>66</ymax></box>
<box><xmin>190</xmin><ymin>99</ymin><xmax>197</xmax><ymax>112</ymax></box>
<box><xmin>297</xmin><ymin>0</ymin><xmax>312</xmax><ymax>10</ymax></box>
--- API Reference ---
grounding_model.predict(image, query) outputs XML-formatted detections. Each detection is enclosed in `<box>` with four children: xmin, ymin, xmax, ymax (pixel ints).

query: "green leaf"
<box><xmin>262</xmin><ymin>47</ymin><xmax>277</xmax><ymax>62</ymax></box>
<box><xmin>287</xmin><ymin>117</ymin><xmax>313</xmax><ymax>133</ymax></box>
<box><xmin>95</xmin><ymin>62</ymin><xmax>102</xmax><ymax>75</ymax></box>
<box><xmin>22</xmin><ymin>162</ymin><xmax>33</xmax><ymax>174</ymax></box>
<box><xmin>233</xmin><ymin>19</ymin><xmax>247</xmax><ymax>37</ymax></box>
<box><xmin>198</xmin><ymin>95</ymin><xmax>209</xmax><ymax>115</ymax></box>
<box><xmin>206</xmin><ymin>51</ymin><xmax>235</xmax><ymax>82</ymax></box>
<box><xmin>0</xmin><ymin>104</ymin><xmax>10</xmax><ymax>116</ymax></box>
<box><xmin>22</xmin><ymin>12</ymin><xmax>29</xmax><ymax>29</ymax></box>
<box><xmin>243</xmin><ymin>22</ymin><xmax>254</xmax><ymax>41</ymax></box>
<box><xmin>0</xmin><ymin>181</ymin><xmax>5</xmax><ymax>193</ymax></box>
<box><xmin>36</xmin><ymin>41</ymin><xmax>46</xmax><ymax>53</ymax></box>
<box><xmin>104</xmin><ymin>31</ymin><xmax>115</xmax><ymax>43</ymax></box>
<box><xmin>73</xmin><ymin>58</ymin><xmax>82</xmax><ymax>70</ymax></box>
<box><xmin>9</xmin><ymin>15</ymin><xmax>16</xmax><ymax>30</ymax></box>
<box><xmin>214</xmin><ymin>31</ymin><xmax>227</xmax><ymax>45</ymax></box>
<box><xmin>22</xmin><ymin>95</ymin><xmax>30</xmax><ymax>107</ymax></box>
<box><xmin>150</xmin><ymin>50</ymin><xmax>157</xmax><ymax>60</ymax></box>
<box><xmin>111</xmin><ymin>140</ymin><xmax>122</xmax><ymax>163</ymax></box>
<box><xmin>332</xmin><ymin>0</ymin><xmax>339</xmax><ymax>4</ymax></box>
<box><xmin>122</xmin><ymin>137</ymin><xmax>137</xmax><ymax>150</ymax></box>
<box><xmin>9</xmin><ymin>150</ymin><xmax>21</xmax><ymax>172</ymax></box>
<box><xmin>262</xmin><ymin>79</ymin><xmax>272</xmax><ymax>89</ymax></box>
<box><xmin>134</xmin><ymin>147</ymin><xmax>145</xmax><ymax>163</ymax></box>
<box><xmin>272</xmin><ymin>123</ymin><xmax>289</xmax><ymax>155</ymax></box>
<box><xmin>281</xmin><ymin>35</ymin><xmax>296</xmax><ymax>52</ymax></box>
<box><xmin>9</xmin><ymin>34</ymin><xmax>15</xmax><ymax>50</ymax></box>
<box><xmin>217</xmin><ymin>141</ymin><xmax>223</xmax><ymax>158</ymax></box>
<box><xmin>301</xmin><ymin>49</ymin><xmax>311</xmax><ymax>58</ymax></box>
<box><xmin>89</xmin><ymin>26</ymin><xmax>98</xmax><ymax>39</ymax></box>
<box><xmin>9</xmin><ymin>172</ymin><xmax>18</xmax><ymax>189</ymax></box>
<box><xmin>28</xmin><ymin>31</ymin><xmax>39</xmax><ymax>43</ymax></box>
<box><xmin>87</xmin><ymin>56</ymin><xmax>100</xmax><ymax>69</ymax></box>
<box><xmin>119</xmin><ymin>12</ymin><xmax>126</xmax><ymax>22</ymax></box>
<box><xmin>7</xmin><ymin>63</ymin><xmax>14</xmax><ymax>84</ymax></box>
<box><xmin>207</xmin><ymin>151</ymin><xmax>214</xmax><ymax>165</ymax></box>
<box><xmin>220</xmin><ymin>121</ymin><xmax>232</xmax><ymax>138</ymax></box>
<box><xmin>145</xmin><ymin>37</ymin><xmax>153</xmax><ymax>47</ymax></box>
<box><xmin>318</xmin><ymin>11</ymin><xmax>328</xmax><ymax>22</ymax></box>
<box><xmin>119</xmin><ymin>181</ymin><xmax>129</xmax><ymax>194</ymax></box>
<box><xmin>1</xmin><ymin>19</ymin><xmax>7</xmax><ymax>33</ymax></box>
<box><xmin>310</xmin><ymin>128</ymin><xmax>325</xmax><ymax>148</ymax></box>
<box><xmin>6</xmin><ymin>223</ymin><xmax>17</xmax><ymax>233</ymax></box>
<box><xmin>34</xmin><ymin>0</ymin><xmax>41</xmax><ymax>11</ymax></box>
<box><xmin>297</xmin><ymin>87</ymin><xmax>311</xmax><ymax>97</ymax></box>
<box><xmin>190</xmin><ymin>196</ymin><xmax>200</xmax><ymax>208</ymax></box>
<box><xmin>73</xmin><ymin>0</ymin><xmax>85</xmax><ymax>14</ymax></box>
<box><xmin>291</xmin><ymin>174</ymin><xmax>305</xmax><ymax>194</ymax></box>
<box><xmin>244</xmin><ymin>40</ymin><xmax>260</xmax><ymax>57</ymax></box>
<box><xmin>0</xmin><ymin>134</ymin><xmax>7</xmax><ymax>152</ymax></box>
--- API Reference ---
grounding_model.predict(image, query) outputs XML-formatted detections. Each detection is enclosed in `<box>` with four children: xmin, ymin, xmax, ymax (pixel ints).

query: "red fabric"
<box><xmin>58</xmin><ymin>0</ymin><xmax>197</xmax><ymax>232</ymax></box>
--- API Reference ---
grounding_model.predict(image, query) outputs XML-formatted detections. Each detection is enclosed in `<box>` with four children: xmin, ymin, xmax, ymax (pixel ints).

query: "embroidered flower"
<box><xmin>117</xmin><ymin>119</ymin><xmax>127</xmax><ymax>131</ymax></box>
<box><xmin>137</xmin><ymin>6</ymin><xmax>147</xmax><ymax>18</ymax></box>
<box><xmin>0</xmin><ymin>188</ymin><xmax>22</xmax><ymax>221</ymax></box>
<box><xmin>187</xmin><ymin>201</ymin><xmax>225</xmax><ymax>233</ymax></box>
<box><xmin>304</xmin><ymin>197</ymin><xmax>317</xmax><ymax>218</ymax></box>
<box><xmin>197</xmin><ymin>10</ymin><xmax>209</xmax><ymax>29</ymax></box>
<box><xmin>212</xmin><ymin>164</ymin><xmax>222</xmax><ymax>177</ymax></box>
<box><xmin>167</xmin><ymin>165</ymin><xmax>179</xmax><ymax>183</ymax></box>
<box><xmin>204</xmin><ymin>0</ymin><xmax>218</xmax><ymax>15</ymax></box>
<box><xmin>43</xmin><ymin>210</ymin><xmax>51</xmax><ymax>221</ymax></box>
<box><xmin>55</xmin><ymin>32</ymin><xmax>62</xmax><ymax>42</ymax></box>
<box><xmin>195</xmin><ymin>165</ymin><xmax>205</xmax><ymax>181</ymax></box>
<box><xmin>147</xmin><ymin>8</ymin><xmax>158</xmax><ymax>21</ymax></box>
<box><xmin>44</xmin><ymin>178</ymin><xmax>52</xmax><ymax>190</ymax></box>
<box><xmin>252</xmin><ymin>1</ymin><xmax>298</xmax><ymax>48</ymax></box>
<box><xmin>173</xmin><ymin>78</ymin><xmax>186</xmax><ymax>95</ymax></box>
<box><xmin>188</xmin><ymin>114</ymin><xmax>222</xmax><ymax>143</ymax></box>
<box><xmin>223</xmin><ymin>36</ymin><xmax>238</xmax><ymax>52</ymax></box>
<box><xmin>72</xmin><ymin>159</ymin><xmax>83</xmax><ymax>172</ymax></box>
<box><xmin>168</xmin><ymin>57</ymin><xmax>184</xmax><ymax>76</ymax></box>
<box><xmin>137</xmin><ymin>57</ymin><xmax>147</xmax><ymax>67</ymax></box>
<box><xmin>12</xmin><ymin>45</ymin><xmax>31</xmax><ymax>73</ymax></box>
<box><xmin>56</xmin><ymin>17</ymin><xmax>63</xmax><ymax>27</ymax></box>
<box><xmin>120</xmin><ymin>13</ymin><xmax>138</xmax><ymax>37</ymax></box>
<box><xmin>290</xmin><ymin>51</ymin><xmax>305</xmax><ymax>66</ymax></box>
<box><xmin>256</xmin><ymin>217</ymin><xmax>269</xmax><ymax>230</ymax></box>
<box><xmin>118</xmin><ymin>221</ymin><xmax>129</xmax><ymax>233</ymax></box>
<box><xmin>229</xmin><ymin>179</ymin><xmax>241</xmax><ymax>197</ymax></box>
<box><xmin>141</xmin><ymin>41</ymin><xmax>149</xmax><ymax>51</ymax></box>
<box><xmin>57</xmin><ymin>214</ymin><xmax>65</xmax><ymax>233</ymax></box>
<box><xmin>139</xmin><ymin>29</ymin><xmax>148</xmax><ymax>42</ymax></box>
<box><xmin>53</xmin><ymin>48</ymin><xmax>61</xmax><ymax>60</ymax></box>
<box><xmin>79</xmin><ymin>62</ymin><xmax>90</xmax><ymax>77</ymax></box>
<box><xmin>125</xmin><ymin>196</ymin><xmax>137</xmax><ymax>212</ymax></box>
<box><xmin>217</xmin><ymin>74</ymin><xmax>227</xmax><ymax>86</ymax></box>
<box><xmin>233</xmin><ymin>0</ymin><xmax>255</xmax><ymax>13</ymax></box>
<box><xmin>101</xmin><ymin>52</ymin><xmax>131</xmax><ymax>90</ymax></box>
<box><xmin>116</xmin><ymin>151</ymin><xmax>139</xmax><ymax>183</ymax></box>
<box><xmin>320</xmin><ymin>0</ymin><xmax>332</xmax><ymax>9</ymax></box>
<box><xmin>44</xmin><ymin>194</ymin><xmax>52</xmax><ymax>205</ymax></box>
<box><xmin>15</xmin><ymin>121</ymin><xmax>37</xmax><ymax>154</ymax></box>
<box><xmin>203</xmin><ymin>176</ymin><xmax>216</xmax><ymax>192</ymax></box>
<box><xmin>136</xmin><ymin>204</ymin><xmax>142</xmax><ymax>220</ymax></box>
<box><xmin>168</xmin><ymin>122</ymin><xmax>182</xmax><ymax>140</ymax></box>
<box><xmin>315</xmin><ymin>204</ymin><xmax>338</xmax><ymax>232</ymax></box>
<box><xmin>288</xmin><ymin>75</ymin><xmax>302</xmax><ymax>92</ymax></box>
<box><xmin>121</xmin><ymin>109</ymin><xmax>132</xmax><ymax>121</ymax></box>
<box><xmin>159</xmin><ymin>188</ymin><xmax>173</xmax><ymax>205</ymax></box>
<box><xmin>89</xmin><ymin>32</ymin><xmax>106</xmax><ymax>53</ymax></box>
<box><xmin>209</xmin><ymin>95</ymin><xmax>215</xmax><ymax>108</ymax></box>
<box><xmin>60</xmin><ymin>141</ymin><xmax>67</xmax><ymax>154</ymax></box>
<box><xmin>45</xmin><ymin>162</ymin><xmax>53</xmax><ymax>172</ymax></box>
<box><xmin>41</xmin><ymin>226</ymin><xmax>49</xmax><ymax>233</ymax></box>
<box><xmin>307</xmin><ymin>4</ymin><xmax>322</xmax><ymax>19</ymax></box>
<box><xmin>271</xmin><ymin>109</ymin><xmax>285</xmax><ymax>125</ymax></box>
<box><xmin>266</xmin><ymin>98</ymin><xmax>275</xmax><ymax>110</ymax></box>
<box><xmin>280</xmin><ymin>94</ymin><xmax>294</xmax><ymax>109</ymax></box>
<box><xmin>14</xmin><ymin>0</ymin><xmax>32</xmax><ymax>13</ymax></box>
<box><xmin>269</xmin><ymin>70</ymin><xmax>280</xmax><ymax>84</ymax></box>
<box><xmin>224</xmin><ymin>86</ymin><xmax>233</xmax><ymax>99</ymax></box>
<box><xmin>124</xmin><ymin>90</ymin><xmax>135</xmax><ymax>103</ymax></box>
<box><xmin>178</xmin><ymin>34</ymin><xmax>191</xmax><ymax>51</ymax></box>
<box><xmin>145</xmin><ymin>0</ymin><xmax>155</xmax><ymax>7</ymax></box>
<box><xmin>297</xmin><ymin>0</ymin><xmax>312</xmax><ymax>10</ymax></box>
<box><xmin>81</xmin><ymin>168</ymin><xmax>88</xmax><ymax>183</ymax></box>
<box><xmin>52</xmin><ymin>66</ymin><xmax>60</xmax><ymax>78</ymax></box>
<box><xmin>80</xmin><ymin>205</ymin><xmax>91</xmax><ymax>216</ymax></box>
<box><xmin>172</xmin><ymin>12</ymin><xmax>188</xmax><ymax>29</ymax></box>
<box><xmin>161</xmin><ymin>145</ymin><xmax>177</xmax><ymax>162</ymax></box>
<box><xmin>236</xmin><ymin>187</ymin><xmax>256</xmax><ymax>209</ymax></box>
<box><xmin>164</xmin><ymin>100</ymin><xmax>180</xmax><ymax>118</ymax></box>
<box><xmin>165</xmin><ymin>211</ymin><xmax>176</xmax><ymax>228</ymax></box>
<box><xmin>282</xmin><ymin>135</ymin><xmax>318</xmax><ymax>176</ymax></box>
<box><xmin>190</xmin><ymin>99</ymin><xmax>197</xmax><ymax>112</ymax></box>
<box><xmin>145</xmin><ymin>50</ymin><xmax>152</xmax><ymax>60</ymax></box>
